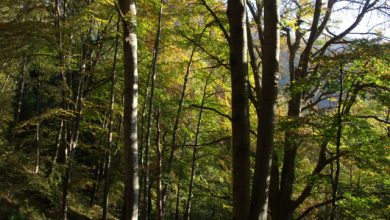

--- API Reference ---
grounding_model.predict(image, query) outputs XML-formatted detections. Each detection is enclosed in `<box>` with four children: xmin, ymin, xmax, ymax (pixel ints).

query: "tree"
<box><xmin>249</xmin><ymin>0</ymin><xmax>280</xmax><ymax>219</ymax></box>
<box><xmin>226</xmin><ymin>0</ymin><xmax>251</xmax><ymax>219</ymax></box>
<box><xmin>119</xmin><ymin>0</ymin><xmax>139</xmax><ymax>219</ymax></box>
<box><xmin>0</xmin><ymin>0</ymin><xmax>388</xmax><ymax>219</ymax></box>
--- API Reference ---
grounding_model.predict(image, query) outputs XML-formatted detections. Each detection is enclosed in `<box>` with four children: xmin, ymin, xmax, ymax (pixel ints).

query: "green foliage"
<box><xmin>0</xmin><ymin>0</ymin><xmax>389</xmax><ymax>219</ymax></box>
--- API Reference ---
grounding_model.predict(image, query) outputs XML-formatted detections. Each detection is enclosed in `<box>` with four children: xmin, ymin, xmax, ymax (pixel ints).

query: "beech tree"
<box><xmin>119</xmin><ymin>0</ymin><xmax>139</xmax><ymax>219</ymax></box>
<box><xmin>226</xmin><ymin>0</ymin><xmax>251</xmax><ymax>219</ymax></box>
<box><xmin>0</xmin><ymin>0</ymin><xmax>388</xmax><ymax>219</ymax></box>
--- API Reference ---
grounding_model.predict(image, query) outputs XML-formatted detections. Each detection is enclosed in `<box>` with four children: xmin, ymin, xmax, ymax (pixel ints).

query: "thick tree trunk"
<box><xmin>119</xmin><ymin>0</ymin><xmax>139</xmax><ymax>219</ymax></box>
<box><xmin>271</xmin><ymin>0</ymin><xmax>342</xmax><ymax>218</ymax></box>
<box><xmin>226</xmin><ymin>1</ymin><xmax>251</xmax><ymax>219</ymax></box>
<box><xmin>276</xmin><ymin>29</ymin><xmax>302</xmax><ymax>218</ymax></box>
<box><xmin>249</xmin><ymin>0</ymin><xmax>280</xmax><ymax>219</ymax></box>
<box><xmin>276</xmin><ymin>97</ymin><xmax>301</xmax><ymax>220</ymax></box>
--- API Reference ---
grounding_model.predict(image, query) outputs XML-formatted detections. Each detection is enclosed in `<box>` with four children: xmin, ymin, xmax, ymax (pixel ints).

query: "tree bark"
<box><xmin>226</xmin><ymin>1</ymin><xmax>251</xmax><ymax>219</ymax></box>
<box><xmin>119</xmin><ymin>0</ymin><xmax>139</xmax><ymax>219</ymax></box>
<box><xmin>271</xmin><ymin>0</ymin><xmax>376</xmax><ymax>218</ymax></box>
<box><xmin>249</xmin><ymin>0</ymin><xmax>280</xmax><ymax>219</ymax></box>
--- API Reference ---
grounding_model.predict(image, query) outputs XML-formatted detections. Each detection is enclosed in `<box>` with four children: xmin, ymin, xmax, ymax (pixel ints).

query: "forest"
<box><xmin>0</xmin><ymin>0</ymin><xmax>389</xmax><ymax>219</ymax></box>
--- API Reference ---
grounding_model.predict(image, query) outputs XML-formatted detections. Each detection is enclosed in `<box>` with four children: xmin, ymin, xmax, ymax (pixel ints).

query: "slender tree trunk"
<box><xmin>1</xmin><ymin>64</ymin><xmax>10</xmax><ymax>93</ymax></box>
<box><xmin>155</xmin><ymin>107</ymin><xmax>163</xmax><ymax>220</ymax></box>
<box><xmin>161</xmin><ymin>43</ymin><xmax>196</xmax><ymax>215</ymax></box>
<box><xmin>246</xmin><ymin>13</ymin><xmax>261</xmax><ymax>105</ymax></box>
<box><xmin>47</xmin><ymin>119</ymin><xmax>64</xmax><ymax>177</ymax></box>
<box><xmin>14</xmin><ymin>61</ymin><xmax>26</xmax><ymax>124</ymax></box>
<box><xmin>160</xmin><ymin>25</ymin><xmax>209</xmax><ymax>214</ymax></box>
<box><xmin>227</xmin><ymin>1</ymin><xmax>251</xmax><ymax>219</ymax></box>
<box><xmin>35</xmin><ymin>123</ymin><xmax>40</xmax><ymax>174</ymax></box>
<box><xmin>174</xmin><ymin>141</ymin><xmax>186</xmax><ymax>220</ymax></box>
<box><xmin>249</xmin><ymin>0</ymin><xmax>280</xmax><ymax>219</ymax></box>
<box><xmin>51</xmin><ymin>0</ymin><xmax>70</xmax><ymax>179</ymax></box>
<box><xmin>61</xmin><ymin>70</ymin><xmax>84</xmax><ymax>220</ymax></box>
<box><xmin>90</xmin><ymin>158</ymin><xmax>102</xmax><ymax>206</ymax></box>
<box><xmin>102</xmin><ymin>18</ymin><xmax>120</xmax><ymax>220</ymax></box>
<box><xmin>139</xmin><ymin>53</ymin><xmax>150</xmax><ymax>211</ymax></box>
<box><xmin>331</xmin><ymin>66</ymin><xmax>344</xmax><ymax>220</ymax></box>
<box><xmin>61</xmin><ymin>32</ymin><xmax>89</xmax><ymax>219</ymax></box>
<box><xmin>119</xmin><ymin>0</ymin><xmax>139</xmax><ymax>219</ymax></box>
<box><xmin>34</xmin><ymin>72</ymin><xmax>41</xmax><ymax>174</ymax></box>
<box><xmin>183</xmin><ymin>73</ymin><xmax>211</xmax><ymax>220</ymax></box>
<box><xmin>166</xmin><ymin>45</ymin><xmax>195</xmax><ymax>168</ymax></box>
<box><xmin>143</xmin><ymin>2</ymin><xmax>163</xmax><ymax>218</ymax></box>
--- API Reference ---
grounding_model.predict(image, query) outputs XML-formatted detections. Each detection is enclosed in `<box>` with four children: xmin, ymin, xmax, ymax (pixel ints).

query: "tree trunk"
<box><xmin>183</xmin><ymin>72</ymin><xmax>211</xmax><ymax>220</ymax></box>
<box><xmin>1</xmin><ymin>64</ymin><xmax>10</xmax><ymax>93</ymax></box>
<box><xmin>161</xmin><ymin>43</ymin><xmax>196</xmax><ymax>215</ymax></box>
<box><xmin>61</xmin><ymin>63</ymin><xmax>84</xmax><ymax>220</ymax></box>
<box><xmin>143</xmin><ymin>2</ymin><xmax>163</xmax><ymax>218</ymax></box>
<box><xmin>46</xmin><ymin>119</ymin><xmax>64</xmax><ymax>177</ymax></box>
<box><xmin>35</xmin><ymin>122</ymin><xmax>40</xmax><ymax>174</ymax></box>
<box><xmin>119</xmin><ymin>0</ymin><xmax>139</xmax><ymax>219</ymax></box>
<box><xmin>61</xmin><ymin>28</ymin><xmax>91</xmax><ymax>218</ymax></box>
<box><xmin>14</xmin><ymin>61</ymin><xmax>26</xmax><ymax>124</ymax></box>
<box><xmin>272</xmin><ymin>1</ymin><xmax>336</xmax><ymax>218</ymax></box>
<box><xmin>34</xmin><ymin>72</ymin><xmax>41</xmax><ymax>174</ymax></box>
<box><xmin>226</xmin><ymin>1</ymin><xmax>251</xmax><ymax>219</ymax></box>
<box><xmin>155</xmin><ymin>107</ymin><xmax>163</xmax><ymax>220</ymax></box>
<box><xmin>174</xmin><ymin>141</ymin><xmax>186</xmax><ymax>220</ymax></box>
<box><xmin>90</xmin><ymin>158</ymin><xmax>102</xmax><ymax>206</ymax></box>
<box><xmin>331</xmin><ymin>66</ymin><xmax>344</xmax><ymax>219</ymax></box>
<box><xmin>249</xmin><ymin>0</ymin><xmax>280</xmax><ymax>219</ymax></box>
<box><xmin>102</xmin><ymin>18</ymin><xmax>120</xmax><ymax>220</ymax></box>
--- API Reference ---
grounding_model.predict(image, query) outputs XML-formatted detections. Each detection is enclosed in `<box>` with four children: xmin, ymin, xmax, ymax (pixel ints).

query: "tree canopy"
<box><xmin>0</xmin><ymin>0</ymin><xmax>389</xmax><ymax>219</ymax></box>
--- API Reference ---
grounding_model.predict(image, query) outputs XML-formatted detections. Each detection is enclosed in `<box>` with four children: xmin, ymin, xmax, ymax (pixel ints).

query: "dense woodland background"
<box><xmin>0</xmin><ymin>0</ymin><xmax>389</xmax><ymax>219</ymax></box>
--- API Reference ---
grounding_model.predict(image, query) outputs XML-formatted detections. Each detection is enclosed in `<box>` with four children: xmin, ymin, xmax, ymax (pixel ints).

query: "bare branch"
<box><xmin>295</xmin><ymin>197</ymin><xmax>344</xmax><ymax>220</ymax></box>
<box><xmin>190</xmin><ymin>104</ymin><xmax>231</xmax><ymax>121</ymax></box>
<box><xmin>199</xmin><ymin>0</ymin><xmax>230</xmax><ymax>42</ymax></box>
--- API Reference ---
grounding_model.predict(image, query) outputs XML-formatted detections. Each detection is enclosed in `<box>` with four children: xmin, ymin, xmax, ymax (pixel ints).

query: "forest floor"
<box><xmin>0</xmin><ymin>157</ymin><xmax>118</xmax><ymax>220</ymax></box>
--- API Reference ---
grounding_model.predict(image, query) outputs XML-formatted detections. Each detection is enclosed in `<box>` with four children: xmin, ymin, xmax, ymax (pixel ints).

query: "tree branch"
<box><xmin>295</xmin><ymin>197</ymin><xmax>344</xmax><ymax>220</ymax></box>
<box><xmin>190</xmin><ymin>104</ymin><xmax>231</xmax><ymax>121</ymax></box>
<box><xmin>199</xmin><ymin>0</ymin><xmax>230</xmax><ymax>42</ymax></box>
